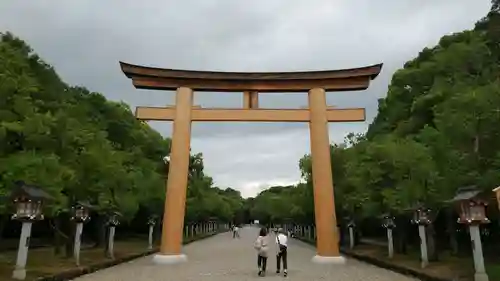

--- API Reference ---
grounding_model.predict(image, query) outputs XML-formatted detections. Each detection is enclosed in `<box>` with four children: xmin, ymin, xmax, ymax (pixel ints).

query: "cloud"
<box><xmin>0</xmin><ymin>0</ymin><xmax>491</xmax><ymax>197</ymax></box>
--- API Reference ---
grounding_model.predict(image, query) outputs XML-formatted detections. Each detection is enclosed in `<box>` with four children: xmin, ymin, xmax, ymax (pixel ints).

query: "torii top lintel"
<box><xmin>119</xmin><ymin>61</ymin><xmax>383</xmax><ymax>93</ymax></box>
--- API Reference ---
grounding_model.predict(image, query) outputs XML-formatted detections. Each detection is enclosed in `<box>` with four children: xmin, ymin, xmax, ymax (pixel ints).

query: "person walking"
<box><xmin>232</xmin><ymin>225</ymin><xmax>240</xmax><ymax>238</ymax></box>
<box><xmin>254</xmin><ymin>227</ymin><xmax>269</xmax><ymax>276</ymax></box>
<box><xmin>275</xmin><ymin>228</ymin><xmax>288</xmax><ymax>277</ymax></box>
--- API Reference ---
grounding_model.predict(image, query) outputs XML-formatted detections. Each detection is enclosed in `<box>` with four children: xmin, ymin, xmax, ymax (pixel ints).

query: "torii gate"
<box><xmin>120</xmin><ymin>61</ymin><xmax>382</xmax><ymax>265</ymax></box>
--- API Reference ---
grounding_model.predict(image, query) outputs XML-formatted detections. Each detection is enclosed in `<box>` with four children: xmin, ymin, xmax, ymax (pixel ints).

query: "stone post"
<box><xmin>148</xmin><ymin>224</ymin><xmax>154</xmax><ymax>250</ymax></box>
<box><xmin>469</xmin><ymin>225</ymin><xmax>489</xmax><ymax>281</ymax></box>
<box><xmin>74</xmin><ymin>222</ymin><xmax>84</xmax><ymax>266</ymax></box>
<box><xmin>12</xmin><ymin>222</ymin><xmax>32</xmax><ymax>280</ymax></box>
<box><xmin>387</xmin><ymin>228</ymin><xmax>394</xmax><ymax>259</ymax></box>
<box><xmin>418</xmin><ymin>225</ymin><xmax>428</xmax><ymax>268</ymax></box>
<box><xmin>348</xmin><ymin>226</ymin><xmax>355</xmax><ymax>249</ymax></box>
<box><xmin>108</xmin><ymin>226</ymin><xmax>116</xmax><ymax>259</ymax></box>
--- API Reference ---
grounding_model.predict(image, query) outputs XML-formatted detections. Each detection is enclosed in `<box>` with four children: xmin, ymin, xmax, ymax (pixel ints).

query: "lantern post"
<box><xmin>208</xmin><ymin>217</ymin><xmax>217</xmax><ymax>233</ymax></box>
<box><xmin>450</xmin><ymin>186</ymin><xmax>490</xmax><ymax>281</ymax></box>
<box><xmin>9</xmin><ymin>181</ymin><xmax>52</xmax><ymax>280</ymax></box>
<box><xmin>346</xmin><ymin>218</ymin><xmax>356</xmax><ymax>250</ymax></box>
<box><xmin>106</xmin><ymin>211</ymin><xmax>121</xmax><ymax>259</ymax></box>
<box><xmin>381</xmin><ymin>214</ymin><xmax>396</xmax><ymax>258</ymax></box>
<box><xmin>493</xmin><ymin>186</ymin><xmax>500</xmax><ymax>212</ymax></box>
<box><xmin>70</xmin><ymin>201</ymin><xmax>93</xmax><ymax>266</ymax></box>
<box><xmin>147</xmin><ymin>215</ymin><xmax>158</xmax><ymax>250</ymax></box>
<box><xmin>409</xmin><ymin>204</ymin><xmax>433</xmax><ymax>268</ymax></box>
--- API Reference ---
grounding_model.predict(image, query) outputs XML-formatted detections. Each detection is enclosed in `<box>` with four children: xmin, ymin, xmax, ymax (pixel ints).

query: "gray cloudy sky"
<box><xmin>0</xmin><ymin>1</ymin><xmax>491</xmax><ymax>197</ymax></box>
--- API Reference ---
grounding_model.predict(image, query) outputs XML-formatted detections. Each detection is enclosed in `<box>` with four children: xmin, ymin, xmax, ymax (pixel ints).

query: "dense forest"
<box><xmin>249</xmin><ymin>0</ymin><xmax>500</xmax><ymax>258</ymax></box>
<box><xmin>0</xmin><ymin>32</ymin><xmax>247</xmax><ymax>253</ymax></box>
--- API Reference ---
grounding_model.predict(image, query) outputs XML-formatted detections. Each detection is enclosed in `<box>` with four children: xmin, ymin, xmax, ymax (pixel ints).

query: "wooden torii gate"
<box><xmin>120</xmin><ymin>61</ymin><xmax>382</xmax><ymax>265</ymax></box>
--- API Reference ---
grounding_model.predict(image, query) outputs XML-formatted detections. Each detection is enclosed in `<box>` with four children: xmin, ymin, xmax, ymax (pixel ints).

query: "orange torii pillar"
<box><xmin>152</xmin><ymin>87</ymin><xmax>193</xmax><ymax>264</ymax></box>
<box><xmin>309</xmin><ymin>88</ymin><xmax>344</xmax><ymax>263</ymax></box>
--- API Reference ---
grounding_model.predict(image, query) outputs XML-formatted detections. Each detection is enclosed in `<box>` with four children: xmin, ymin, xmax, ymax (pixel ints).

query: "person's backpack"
<box><xmin>277</xmin><ymin>235</ymin><xmax>287</xmax><ymax>252</ymax></box>
<box><xmin>254</xmin><ymin>237</ymin><xmax>262</xmax><ymax>250</ymax></box>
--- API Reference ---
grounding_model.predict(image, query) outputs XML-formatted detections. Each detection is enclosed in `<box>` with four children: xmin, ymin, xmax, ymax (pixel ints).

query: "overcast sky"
<box><xmin>0</xmin><ymin>1</ymin><xmax>491</xmax><ymax>198</ymax></box>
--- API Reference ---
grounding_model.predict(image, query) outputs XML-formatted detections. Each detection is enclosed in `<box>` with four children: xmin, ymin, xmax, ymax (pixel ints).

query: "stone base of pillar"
<box><xmin>12</xmin><ymin>268</ymin><xmax>26</xmax><ymax>280</ymax></box>
<box><xmin>152</xmin><ymin>253</ymin><xmax>188</xmax><ymax>265</ymax></box>
<box><xmin>474</xmin><ymin>272</ymin><xmax>489</xmax><ymax>281</ymax></box>
<box><xmin>311</xmin><ymin>255</ymin><xmax>346</xmax><ymax>264</ymax></box>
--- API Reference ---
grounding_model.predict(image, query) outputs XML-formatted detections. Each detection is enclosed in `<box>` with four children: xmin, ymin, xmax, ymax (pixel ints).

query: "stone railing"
<box><xmin>183</xmin><ymin>222</ymin><xmax>230</xmax><ymax>239</ymax></box>
<box><xmin>293</xmin><ymin>225</ymin><xmax>317</xmax><ymax>240</ymax></box>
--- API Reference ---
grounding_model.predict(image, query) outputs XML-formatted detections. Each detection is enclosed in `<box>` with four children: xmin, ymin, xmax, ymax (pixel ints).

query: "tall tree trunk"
<box><xmin>394</xmin><ymin>217</ymin><xmax>408</xmax><ymax>254</ymax></box>
<box><xmin>53</xmin><ymin>217</ymin><xmax>63</xmax><ymax>255</ymax></box>
<box><xmin>154</xmin><ymin>222</ymin><xmax>162</xmax><ymax>243</ymax></box>
<box><xmin>446</xmin><ymin>208</ymin><xmax>459</xmax><ymax>255</ymax></box>
<box><xmin>354</xmin><ymin>228</ymin><xmax>362</xmax><ymax>246</ymax></box>
<box><xmin>65</xmin><ymin>221</ymin><xmax>75</xmax><ymax>258</ymax></box>
<box><xmin>104</xmin><ymin>226</ymin><xmax>110</xmax><ymax>258</ymax></box>
<box><xmin>94</xmin><ymin>216</ymin><xmax>106</xmax><ymax>248</ymax></box>
<box><xmin>426</xmin><ymin>223</ymin><xmax>438</xmax><ymax>261</ymax></box>
<box><xmin>0</xmin><ymin>215</ymin><xmax>7</xmax><ymax>244</ymax></box>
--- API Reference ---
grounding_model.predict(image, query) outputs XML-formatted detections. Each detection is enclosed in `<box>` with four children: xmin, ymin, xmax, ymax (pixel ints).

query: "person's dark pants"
<box><xmin>276</xmin><ymin>249</ymin><xmax>288</xmax><ymax>271</ymax></box>
<box><xmin>257</xmin><ymin>255</ymin><xmax>267</xmax><ymax>271</ymax></box>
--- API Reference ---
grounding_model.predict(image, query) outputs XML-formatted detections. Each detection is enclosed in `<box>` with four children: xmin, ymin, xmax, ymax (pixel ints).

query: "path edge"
<box><xmin>294</xmin><ymin>236</ymin><xmax>452</xmax><ymax>281</ymax></box>
<box><xmin>35</xmin><ymin>231</ymin><xmax>227</xmax><ymax>281</ymax></box>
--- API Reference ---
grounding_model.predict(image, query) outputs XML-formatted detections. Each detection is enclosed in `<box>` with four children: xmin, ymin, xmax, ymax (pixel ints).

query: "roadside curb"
<box><xmin>36</xmin><ymin>231</ymin><xmax>227</xmax><ymax>281</ymax></box>
<box><xmin>294</xmin><ymin>236</ymin><xmax>452</xmax><ymax>281</ymax></box>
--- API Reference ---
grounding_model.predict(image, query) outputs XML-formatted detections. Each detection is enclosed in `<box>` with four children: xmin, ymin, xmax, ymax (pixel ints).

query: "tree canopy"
<box><xmin>249</xmin><ymin>3</ymin><xmax>500</xmax><ymax>225</ymax></box>
<box><xmin>0</xmin><ymin>32</ymin><xmax>245</xmax><ymax>229</ymax></box>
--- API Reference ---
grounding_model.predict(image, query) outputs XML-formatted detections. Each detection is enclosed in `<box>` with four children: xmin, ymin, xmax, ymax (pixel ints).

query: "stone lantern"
<box><xmin>147</xmin><ymin>215</ymin><xmax>158</xmax><ymax>250</ymax></box>
<box><xmin>70</xmin><ymin>201</ymin><xmax>94</xmax><ymax>266</ymax></box>
<box><xmin>107</xmin><ymin>211</ymin><xmax>121</xmax><ymax>227</ymax></box>
<box><xmin>345</xmin><ymin>217</ymin><xmax>356</xmax><ymax>249</ymax></box>
<box><xmin>382</xmin><ymin>214</ymin><xmax>396</xmax><ymax>229</ymax></box>
<box><xmin>411</xmin><ymin>207</ymin><xmax>432</xmax><ymax>225</ymax></box>
<box><xmin>106</xmin><ymin>211</ymin><xmax>121</xmax><ymax>259</ymax></box>
<box><xmin>450</xmin><ymin>186</ymin><xmax>489</xmax><ymax>281</ymax></box>
<box><xmin>409</xmin><ymin>204</ymin><xmax>433</xmax><ymax>268</ymax></box>
<box><xmin>452</xmin><ymin>187</ymin><xmax>489</xmax><ymax>225</ymax></box>
<box><xmin>9</xmin><ymin>181</ymin><xmax>52</xmax><ymax>280</ymax></box>
<box><xmin>381</xmin><ymin>214</ymin><xmax>396</xmax><ymax>258</ymax></box>
<box><xmin>492</xmin><ymin>186</ymin><xmax>500</xmax><ymax>212</ymax></box>
<box><xmin>208</xmin><ymin>217</ymin><xmax>217</xmax><ymax>233</ymax></box>
<box><xmin>71</xmin><ymin>201</ymin><xmax>93</xmax><ymax>223</ymax></box>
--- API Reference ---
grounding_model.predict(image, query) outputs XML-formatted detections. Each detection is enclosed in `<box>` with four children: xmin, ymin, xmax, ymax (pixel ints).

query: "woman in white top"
<box><xmin>275</xmin><ymin>228</ymin><xmax>288</xmax><ymax>276</ymax></box>
<box><xmin>254</xmin><ymin>227</ymin><xmax>269</xmax><ymax>276</ymax></box>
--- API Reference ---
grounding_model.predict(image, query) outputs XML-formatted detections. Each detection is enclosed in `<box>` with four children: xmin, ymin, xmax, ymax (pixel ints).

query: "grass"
<box><xmin>0</xmin><ymin>231</ymin><xmax>221</xmax><ymax>281</ymax></box>
<box><xmin>486</xmin><ymin>262</ymin><xmax>500</xmax><ymax>281</ymax></box>
<box><xmin>0</xmin><ymin>239</ymin><xmax>151</xmax><ymax>281</ymax></box>
<box><xmin>300</xmin><ymin>237</ymin><xmax>499</xmax><ymax>281</ymax></box>
<box><xmin>349</xmin><ymin>243</ymin><xmax>500</xmax><ymax>281</ymax></box>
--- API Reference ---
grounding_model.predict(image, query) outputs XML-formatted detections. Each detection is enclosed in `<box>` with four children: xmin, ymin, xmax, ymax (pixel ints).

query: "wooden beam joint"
<box><xmin>243</xmin><ymin>91</ymin><xmax>259</xmax><ymax>109</ymax></box>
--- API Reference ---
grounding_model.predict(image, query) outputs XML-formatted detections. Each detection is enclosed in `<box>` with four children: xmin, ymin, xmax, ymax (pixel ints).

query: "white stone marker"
<box><xmin>469</xmin><ymin>225</ymin><xmax>489</xmax><ymax>281</ymax></box>
<box><xmin>108</xmin><ymin>226</ymin><xmax>116</xmax><ymax>259</ymax></box>
<box><xmin>387</xmin><ymin>228</ymin><xmax>394</xmax><ymax>259</ymax></box>
<box><xmin>12</xmin><ymin>222</ymin><xmax>32</xmax><ymax>280</ymax></box>
<box><xmin>74</xmin><ymin>222</ymin><xmax>84</xmax><ymax>266</ymax></box>
<box><xmin>349</xmin><ymin>226</ymin><xmax>355</xmax><ymax>249</ymax></box>
<box><xmin>418</xmin><ymin>225</ymin><xmax>428</xmax><ymax>268</ymax></box>
<box><xmin>148</xmin><ymin>224</ymin><xmax>154</xmax><ymax>250</ymax></box>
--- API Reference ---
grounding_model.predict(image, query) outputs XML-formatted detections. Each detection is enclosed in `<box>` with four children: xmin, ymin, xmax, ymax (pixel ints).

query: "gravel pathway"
<box><xmin>72</xmin><ymin>226</ymin><xmax>419</xmax><ymax>281</ymax></box>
